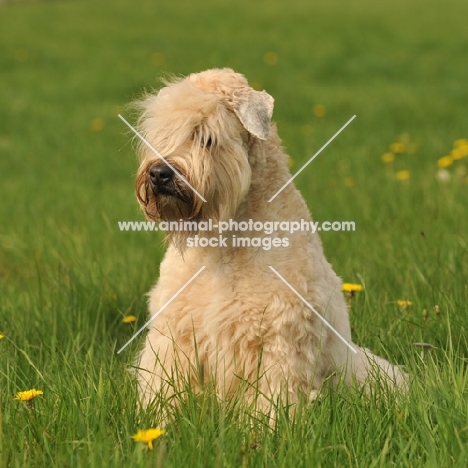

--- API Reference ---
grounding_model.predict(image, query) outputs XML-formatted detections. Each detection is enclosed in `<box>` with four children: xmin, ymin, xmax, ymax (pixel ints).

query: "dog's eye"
<box><xmin>201</xmin><ymin>136</ymin><xmax>212</xmax><ymax>149</ymax></box>
<box><xmin>193</xmin><ymin>128</ymin><xmax>213</xmax><ymax>149</ymax></box>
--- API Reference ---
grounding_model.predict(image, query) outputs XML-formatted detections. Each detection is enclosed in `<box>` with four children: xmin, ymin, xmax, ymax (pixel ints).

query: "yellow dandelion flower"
<box><xmin>14</xmin><ymin>389</ymin><xmax>44</xmax><ymax>401</ymax></box>
<box><xmin>0</xmin><ymin>333</ymin><xmax>4</xmax><ymax>340</ymax></box>
<box><xmin>437</xmin><ymin>155</ymin><xmax>453</xmax><ymax>168</ymax></box>
<box><xmin>397</xmin><ymin>300</ymin><xmax>413</xmax><ymax>307</ymax></box>
<box><xmin>454</xmin><ymin>139</ymin><xmax>468</xmax><ymax>148</ymax></box>
<box><xmin>131</xmin><ymin>428</ymin><xmax>165</xmax><ymax>450</ymax></box>
<box><xmin>90</xmin><ymin>118</ymin><xmax>105</xmax><ymax>132</ymax></box>
<box><xmin>381</xmin><ymin>152</ymin><xmax>395</xmax><ymax>164</ymax></box>
<box><xmin>451</xmin><ymin>146</ymin><xmax>468</xmax><ymax>160</ymax></box>
<box><xmin>342</xmin><ymin>283</ymin><xmax>364</xmax><ymax>293</ymax></box>
<box><xmin>450</xmin><ymin>148</ymin><xmax>462</xmax><ymax>160</ymax></box>
<box><xmin>389</xmin><ymin>142</ymin><xmax>405</xmax><ymax>154</ymax></box>
<box><xmin>459</xmin><ymin>145</ymin><xmax>468</xmax><ymax>157</ymax></box>
<box><xmin>151</xmin><ymin>52</ymin><xmax>165</xmax><ymax>66</ymax></box>
<box><xmin>312</xmin><ymin>104</ymin><xmax>326</xmax><ymax>118</ymax></box>
<box><xmin>263</xmin><ymin>52</ymin><xmax>278</xmax><ymax>66</ymax></box>
<box><xmin>396</xmin><ymin>170</ymin><xmax>410</xmax><ymax>181</ymax></box>
<box><xmin>122</xmin><ymin>315</ymin><xmax>136</xmax><ymax>324</ymax></box>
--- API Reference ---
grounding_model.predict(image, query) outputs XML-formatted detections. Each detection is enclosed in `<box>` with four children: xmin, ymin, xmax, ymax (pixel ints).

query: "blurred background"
<box><xmin>1</xmin><ymin>0</ymin><xmax>467</xmax><ymax>359</ymax></box>
<box><xmin>1</xmin><ymin>1</ymin><xmax>468</xmax><ymax>465</ymax></box>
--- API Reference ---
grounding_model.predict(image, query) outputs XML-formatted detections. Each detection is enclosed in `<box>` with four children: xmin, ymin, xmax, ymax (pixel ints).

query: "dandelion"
<box><xmin>438</xmin><ymin>155</ymin><xmax>453</xmax><ymax>168</ymax></box>
<box><xmin>122</xmin><ymin>315</ymin><xmax>137</xmax><ymax>324</ymax></box>
<box><xmin>312</xmin><ymin>104</ymin><xmax>326</xmax><ymax>118</ymax></box>
<box><xmin>131</xmin><ymin>428</ymin><xmax>165</xmax><ymax>450</ymax></box>
<box><xmin>90</xmin><ymin>118</ymin><xmax>105</xmax><ymax>132</ymax></box>
<box><xmin>454</xmin><ymin>139</ymin><xmax>468</xmax><ymax>148</ymax></box>
<box><xmin>396</xmin><ymin>170</ymin><xmax>410</xmax><ymax>181</ymax></box>
<box><xmin>397</xmin><ymin>300</ymin><xmax>412</xmax><ymax>308</ymax></box>
<box><xmin>381</xmin><ymin>152</ymin><xmax>395</xmax><ymax>164</ymax></box>
<box><xmin>389</xmin><ymin>142</ymin><xmax>405</xmax><ymax>154</ymax></box>
<box><xmin>14</xmin><ymin>389</ymin><xmax>43</xmax><ymax>401</ymax></box>
<box><xmin>342</xmin><ymin>283</ymin><xmax>364</xmax><ymax>293</ymax></box>
<box><xmin>342</xmin><ymin>283</ymin><xmax>363</xmax><ymax>301</ymax></box>
<box><xmin>451</xmin><ymin>147</ymin><xmax>468</xmax><ymax>160</ymax></box>
<box><xmin>263</xmin><ymin>52</ymin><xmax>278</xmax><ymax>66</ymax></box>
<box><xmin>0</xmin><ymin>333</ymin><xmax>4</xmax><ymax>340</ymax></box>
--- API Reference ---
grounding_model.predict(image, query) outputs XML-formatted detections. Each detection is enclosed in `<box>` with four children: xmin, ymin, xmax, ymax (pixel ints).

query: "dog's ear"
<box><xmin>232</xmin><ymin>90</ymin><xmax>274</xmax><ymax>140</ymax></box>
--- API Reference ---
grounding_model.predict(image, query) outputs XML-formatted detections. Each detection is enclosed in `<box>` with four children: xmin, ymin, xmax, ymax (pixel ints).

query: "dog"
<box><xmin>132</xmin><ymin>68</ymin><xmax>406</xmax><ymax>415</ymax></box>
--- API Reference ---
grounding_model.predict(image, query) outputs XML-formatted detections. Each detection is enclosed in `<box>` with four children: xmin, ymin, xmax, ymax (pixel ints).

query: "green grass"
<box><xmin>1</xmin><ymin>0</ymin><xmax>468</xmax><ymax>466</ymax></box>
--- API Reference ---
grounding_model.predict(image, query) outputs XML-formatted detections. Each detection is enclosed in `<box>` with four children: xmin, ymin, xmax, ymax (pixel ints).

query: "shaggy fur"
<box><xmin>133</xmin><ymin>68</ymin><xmax>406</xmax><ymax>414</ymax></box>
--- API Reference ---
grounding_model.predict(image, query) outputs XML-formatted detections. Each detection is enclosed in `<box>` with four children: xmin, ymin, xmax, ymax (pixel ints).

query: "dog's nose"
<box><xmin>149</xmin><ymin>164</ymin><xmax>174</xmax><ymax>186</ymax></box>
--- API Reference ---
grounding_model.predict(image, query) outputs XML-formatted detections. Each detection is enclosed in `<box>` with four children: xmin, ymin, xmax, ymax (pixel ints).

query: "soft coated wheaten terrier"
<box><xmin>133</xmin><ymin>68</ymin><xmax>406</xmax><ymax>414</ymax></box>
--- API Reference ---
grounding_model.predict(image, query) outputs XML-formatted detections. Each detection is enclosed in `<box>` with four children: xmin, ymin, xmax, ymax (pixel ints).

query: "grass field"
<box><xmin>1</xmin><ymin>0</ymin><xmax>468</xmax><ymax>466</ymax></box>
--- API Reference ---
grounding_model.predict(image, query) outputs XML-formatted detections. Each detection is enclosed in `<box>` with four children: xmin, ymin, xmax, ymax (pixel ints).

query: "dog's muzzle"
<box><xmin>149</xmin><ymin>164</ymin><xmax>175</xmax><ymax>195</ymax></box>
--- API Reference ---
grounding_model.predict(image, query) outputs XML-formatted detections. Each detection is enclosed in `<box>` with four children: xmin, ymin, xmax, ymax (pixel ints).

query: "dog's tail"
<box><xmin>352</xmin><ymin>346</ymin><xmax>408</xmax><ymax>394</ymax></box>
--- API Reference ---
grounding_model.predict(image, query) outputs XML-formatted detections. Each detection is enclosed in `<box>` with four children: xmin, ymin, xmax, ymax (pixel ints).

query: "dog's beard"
<box><xmin>136</xmin><ymin>170</ymin><xmax>200</xmax><ymax>222</ymax></box>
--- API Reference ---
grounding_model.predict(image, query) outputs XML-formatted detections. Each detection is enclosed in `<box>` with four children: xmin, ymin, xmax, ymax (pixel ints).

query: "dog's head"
<box><xmin>133</xmin><ymin>68</ymin><xmax>274</xmax><ymax>225</ymax></box>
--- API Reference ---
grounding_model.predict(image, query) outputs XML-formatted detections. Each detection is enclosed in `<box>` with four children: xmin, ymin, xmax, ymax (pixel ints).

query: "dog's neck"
<box><xmin>238</xmin><ymin>133</ymin><xmax>313</xmax><ymax>224</ymax></box>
